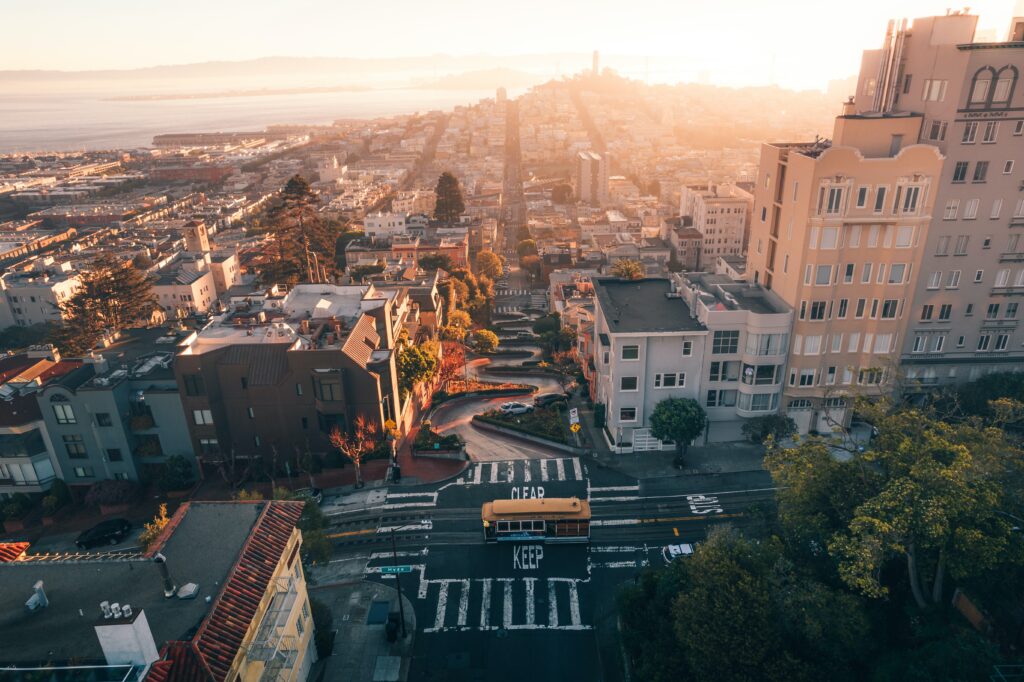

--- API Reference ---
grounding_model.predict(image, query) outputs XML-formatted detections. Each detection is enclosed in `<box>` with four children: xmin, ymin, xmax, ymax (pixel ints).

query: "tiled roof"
<box><xmin>0</xmin><ymin>542</ymin><xmax>30</xmax><ymax>562</ymax></box>
<box><xmin>144</xmin><ymin>501</ymin><xmax>304</xmax><ymax>682</ymax></box>
<box><xmin>219</xmin><ymin>345</ymin><xmax>288</xmax><ymax>386</ymax></box>
<box><xmin>341</xmin><ymin>314</ymin><xmax>380</xmax><ymax>368</ymax></box>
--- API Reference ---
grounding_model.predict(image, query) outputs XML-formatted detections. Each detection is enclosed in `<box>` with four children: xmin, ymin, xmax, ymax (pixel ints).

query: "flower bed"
<box><xmin>474</xmin><ymin>407</ymin><xmax>568</xmax><ymax>444</ymax></box>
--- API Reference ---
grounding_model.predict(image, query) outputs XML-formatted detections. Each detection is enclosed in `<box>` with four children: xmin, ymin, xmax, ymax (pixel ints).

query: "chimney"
<box><xmin>842</xmin><ymin>96</ymin><xmax>856</xmax><ymax>116</ymax></box>
<box><xmin>153</xmin><ymin>553</ymin><xmax>177</xmax><ymax>598</ymax></box>
<box><xmin>94</xmin><ymin>607</ymin><xmax>160</xmax><ymax>667</ymax></box>
<box><xmin>84</xmin><ymin>352</ymin><xmax>108</xmax><ymax>374</ymax></box>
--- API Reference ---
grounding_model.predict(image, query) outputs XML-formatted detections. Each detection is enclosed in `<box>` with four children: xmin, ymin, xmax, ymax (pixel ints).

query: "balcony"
<box><xmin>0</xmin><ymin>474</ymin><xmax>57</xmax><ymax>492</ymax></box>
<box><xmin>999</xmin><ymin>252</ymin><xmax>1024</xmax><ymax>263</ymax></box>
<box><xmin>129</xmin><ymin>413</ymin><xmax>155</xmax><ymax>431</ymax></box>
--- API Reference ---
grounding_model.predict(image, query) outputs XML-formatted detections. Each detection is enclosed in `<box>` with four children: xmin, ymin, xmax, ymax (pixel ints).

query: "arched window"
<box><xmin>969</xmin><ymin>66</ymin><xmax>997</xmax><ymax>104</ymax></box>
<box><xmin>992</xmin><ymin>66</ymin><xmax>1018</xmax><ymax>104</ymax></box>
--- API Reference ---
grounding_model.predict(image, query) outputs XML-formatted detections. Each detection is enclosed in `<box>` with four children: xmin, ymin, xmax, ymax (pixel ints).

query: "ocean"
<box><xmin>0</xmin><ymin>86</ymin><xmax>513</xmax><ymax>153</ymax></box>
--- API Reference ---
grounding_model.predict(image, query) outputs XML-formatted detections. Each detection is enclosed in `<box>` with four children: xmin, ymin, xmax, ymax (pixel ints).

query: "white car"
<box><xmin>498</xmin><ymin>401</ymin><xmax>533</xmax><ymax>415</ymax></box>
<box><xmin>662</xmin><ymin>543</ymin><xmax>694</xmax><ymax>562</ymax></box>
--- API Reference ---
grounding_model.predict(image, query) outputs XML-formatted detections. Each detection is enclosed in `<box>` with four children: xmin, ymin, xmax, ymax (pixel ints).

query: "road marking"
<box><xmin>673</xmin><ymin>528</ymin><xmax>679</xmax><ymax>537</ymax></box>
<box><xmin>383</xmin><ymin>501</ymin><xmax>437</xmax><ymax>509</ymax></box>
<box><xmin>386</xmin><ymin>491</ymin><xmax>436</xmax><ymax>499</ymax></box>
<box><xmin>548</xmin><ymin>580</ymin><xmax>558</xmax><ymax>627</ymax></box>
<box><xmin>591</xmin><ymin>519</ymin><xmax>641</xmax><ymax>527</ymax></box>
<box><xmin>434</xmin><ymin>581</ymin><xmax>450</xmax><ymax>631</ymax></box>
<box><xmin>522</xmin><ymin>460</ymin><xmax>531</xmax><ymax>482</ymax></box>
<box><xmin>327</xmin><ymin>528</ymin><xmax>376</xmax><ymax>539</ymax></box>
<box><xmin>369</xmin><ymin>549</ymin><xmax>428</xmax><ymax>560</ymax></box>
<box><xmin>590</xmin><ymin>560</ymin><xmax>638</xmax><ymax>569</ymax></box>
<box><xmin>588</xmin><ymin>496</ymin><xmax>641</xmax><ymax>503</ymax></box>
<box><xmin>473</xmin><ymin>464</ymin><xmax>482</xmax><ymax>485</ymax></box>
<box><xmin>377</xmin><ymin>522</ymin><xmax>432</xmax><ymax>533</ymax></box>
<box><xmin>590</xmin><ymin>545</ymin><xmax>642</xmax><ymax>553</ymax></box>
<box><xmin>555</xmin><ymin>458</ymin><xmax>565</xmax><ymax>481</ymax></box>
<box><xmin>589</xmin><ymin>485</ymin><xmax>640</xmax><ymax>493</ymax></box>
<box><xmin>540</xmin><ymin>459</ymin><xmax>549</xmax><ymax>482</ymax></box>
<box><xmin>489</xmin><ymin>463</ymin><xmax>498</xmax><ymax>483</ymax></box>
<box><xmin>366</xmin><ymin>563</ymin><xmax>426</xmax><ymax>575</ymax></box>
<box><xmin>501</xmin><ymin>578</ymin><xmax>514</xmax><ymax>628</ymax></box>
<box><xmin>524</xmin><ymin>578</ymin><xmax>536</xmax><ymax>625</ymax></box>
<box><xmin>457</xmin><ymin>579</ymin><xmax>470</xmax><ymax>626</ymax></box>
<box><xmin>572</xmin><ymin>458</ymin><xmax>582</xmax><ymax>480</ymax></box>
<box><xmin>506</xmin><ymin>461</ymin><xmax>514</xmax><ymax>482</ymax></box>
<box><xmin>568</xmin><ymin>581</ymin><xmax>582</xmax><ymax>626</ymax></box>
<box><xmin>478</xmin><ymin>578</ymin><xmax>492</xmax><ymax>629</ymax></box>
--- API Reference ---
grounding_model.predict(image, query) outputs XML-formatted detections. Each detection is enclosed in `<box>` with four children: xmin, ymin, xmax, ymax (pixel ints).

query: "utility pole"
<box><xmin>390</xmin><ymin>528</ymin><xmax>408</xmax><ymax>638</ymax></box>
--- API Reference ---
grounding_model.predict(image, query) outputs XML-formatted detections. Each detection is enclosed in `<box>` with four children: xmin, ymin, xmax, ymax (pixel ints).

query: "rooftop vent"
<box><xmin>25</xmin><ymin>580</ymin><xmax>48</xmax><ymax>612</ymax></box>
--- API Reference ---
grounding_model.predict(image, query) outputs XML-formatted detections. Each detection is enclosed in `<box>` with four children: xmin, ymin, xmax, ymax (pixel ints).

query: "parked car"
<box><xmin>75</xmin><ymin>519</ymin><xmax>132</xmax><ymax>549</ymax></box>
<box><xmin>661</xmin><ymin>543</ymin><xmax>695</xmax><ymax>562</ymax></box>
<box><xmin>294</xmin><ymin>487</ymin><xmax>323</xmax><ymax>504</ymax></box>
<box><xmin>499</xmin><ymin>401</ymin><xmax>534</xmax><ymax>415</ymax></box>
<box><xmin>534</xmin><ymin>393</ymin><xmax>569</xmax><ymax>408</ymax></box>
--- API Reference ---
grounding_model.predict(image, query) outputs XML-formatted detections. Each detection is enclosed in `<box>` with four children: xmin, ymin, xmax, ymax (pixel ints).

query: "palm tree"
<box><xmin>611</xmin><ymin>259</ymin><xmax>644</xmax><ymax>280</ymax></box>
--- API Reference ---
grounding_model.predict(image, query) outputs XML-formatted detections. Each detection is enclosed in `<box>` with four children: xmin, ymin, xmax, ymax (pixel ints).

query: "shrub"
<box><xmin>41</xmin><ymin>495</ymin><xmax>62</xmax><ymax>516</ymax></box>
<box><xmin>741</xmin><ymin>414</ymin><xmax>798</xmax><ymax>445</ymax></box>
<box><xmin>84</xmin><ymin>480</ymin><xmax>141</xmax><ymax>507</ymax></box>
<box><xmin>49</xmin><ymin>479</ymin><xmax>71</xmax><ymax>505</ymax></box>
<box><xmin>139</xmin><ymin>504</ymin><xmax>171</xmax><ymax>549</ymax></box>
<box><xmin>158</xmin><ymin>454</ymin><xmax>195</xmax><ymax>492</ymax></box>
<box><xmin>310</xmin><ymin>598</ymin><xmax>335</xmax><ymax>658</ymax></box>
<box><xmin>2</xmin><ymin>493</ymin><xmax>33</xmax><ymax>520</ymax></box>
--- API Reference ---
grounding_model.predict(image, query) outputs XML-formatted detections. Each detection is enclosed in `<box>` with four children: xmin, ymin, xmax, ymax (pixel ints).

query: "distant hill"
<box><xmin>417</xmin><ymin>68</ymin><xmax>548</xmax><ymax>90</ymax></box>
<box><xmin>0</xmin><ymin>55</ymin><xmax>587</xmax><ymax>83</ymax></box>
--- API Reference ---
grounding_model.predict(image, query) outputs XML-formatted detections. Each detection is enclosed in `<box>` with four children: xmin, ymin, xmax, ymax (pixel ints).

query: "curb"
<box><xmin>471</xmin><ymin>417</ymin><xmax>584</xmax><ymax>455</ymax></box>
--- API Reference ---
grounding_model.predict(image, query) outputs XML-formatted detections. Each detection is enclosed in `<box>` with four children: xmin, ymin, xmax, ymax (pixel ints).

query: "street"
<box><xmin>320</xmin><ymin>456</ymin><xmax>775</xmax><ymax>681</ymax></box>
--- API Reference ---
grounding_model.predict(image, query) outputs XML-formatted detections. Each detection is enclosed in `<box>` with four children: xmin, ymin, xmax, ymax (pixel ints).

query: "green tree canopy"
<box><xmin>649</xmin><ymin>397</ymin><xmax>706</xmax><ymax>459</ymax></box>
<box><xmin>741</xmin><ymin>414</ymin><xmax>797</xmax><ymax>445</ymax></box>
<box><xmin>419</xmin><ymin>253</ymin><xmax>454</xmax><ymax>272</ymax></box>
<box><xmin>262</xmin><ymin>175</ymin><xmax>336</xmax><ymax>285</ymax></box>
<box><xmin>611</xmin><ymin>258</ymin><xmax>644</xmax><ymax>280</ymax></box>
<box><xmin>550</xmin><ymin>184</ymin><xmax>574</xmax><ymax>204</ymax></box>
<box><xmin>516</xmin><ymin>239</ymin><xmax>538</xmax><ymax>258</ymax></box>
<box><xmin>396</xmin><ymin>343</ymin><xmax>439</xmax><ymax>397</ymax></box>
<box><xmin>474</xmin><ymin>250</ymin><xmax>504</xmax><ymax>280</ymax></box>
<box><xmin>531</xmin><ymin>313</ymin><xmax>561</xmax><ymax>335</ymax></box>
<box><xmin>434</xmin><ymin>171</ymin><xmax>465</xmax><ymax>225</ymax></box>
<box><xmin>472</xmin><ymin>329</ymin><xmax>499</xmax><ymax>353</ymax></box>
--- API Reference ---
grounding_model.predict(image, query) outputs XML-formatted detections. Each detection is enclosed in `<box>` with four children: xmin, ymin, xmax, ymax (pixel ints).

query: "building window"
<box><xmin>711</xmin><ymin>331</ymin><xmax>739</xmax><ymax>355</ymax></box>
<box><xmin>742</xmin><ymin>364</ymin><xmax>780</xmax><ymax>386</ymax></box>
<box><xmin>619</xmin><ymin>408</ymin><xmax>637</xmax><ymax>422</ymax></box>
<box><xmin>962</xmin><ymin>121</ymin><xmax>978</xmax><ymax>143</ymax></box>
<box><xmin>745</xmin><ymin>333</ymin><xmax>787</xmax><ymax>356</ymax></box>
<box><xmin>73</xmin><ymin>467</ymin><xmax>95</xmax><ymax>478</ymax></box>
<box><xmin>318</xmin><ymin>381</ymin><xmax>342</xmax><ymax>401</ymax></box>
<box><xmin>654</xmin><ymin>373</ymin><xmax>686</xmax><ymax>388</ymax></box>
<box><xmin>973</xmin><ymin>161</ymin><xmax>989</xmax><ymax>183</ymax></box>
<box><xmin>927</xmin><ymin>272</ymin><xmax>941</xmax><ymax>289</ymax></box>
<box><xmin>63</xmin><ymin>434</ymin><xmax>86</xmax><ymax>458</ymax></box>
<box><xmin>620</xmin><ymin>376</ymin><xmax>639</xmax><ymax>392</ymax></box>
<box><xmin>922</xmin><ymin>79</ymin><xmax>947</xmax><ymax>101</ymax></box>
<box><xmin>888</xmin><ymin>264</ymin><xmax>906</xmax><ymax>284</ymax></box>
<box><xmin>939</xmin><ymin>304</ymin><xmax>952</xmax><ymax>320</ymax></box>
<box><xmin>856</xmin><ymin>187</ymin><xmax>868</xmax><ymax>208</ymax></box>
<box><xmin>248</xmin><ymin>407</ymin><xmax>255</xmax><ymax>419</ymax></box>
<box><xmin>838</xmin><ymin>299</ymin><xmax>848</xmax><ymax>318</ymax></box>
<box><xmin>1006</xmin><ymin>303</ymin><xmax>1018</xmax><ymax>319</ymax></box>
<box><xmin>199</xmin><ymin>438</ymin><xmax>220</xmax><ymax>455</ymax></box>
<box><xmin>995</xmin><ymin>334</ymin><xmax>1010</xmax><ymax>351</ymax></box>
<box><xmin>983</xmin><ymin>121</ymin><xmax>999</xmax><ymax>143</ymax></box>
<box><xmin>902</xmin><ymin>186</ymin><xmax>921</xmax><ymax>214</ymax></box>
<box><xmin>825</xmin><ymin>187</ymin><xmax>844</xmax><ymax>215</ymax></box>
<box><xmin>708</xmin><ymin>361</ymin><xmax>739</xmax><ymax>382</ymax></box>
<box><xmin>928</xmin><ymin>120</ymin><xmax>947</xmax><ymax>141</ymax></box>
<box><xmin>621</xmin><ymin>345</ymin><xmax>639</xmax><ymax>360</ymax></box>
<box><xmin>52</xmin><ymin>402</ymin><xmax>76</xmax><ymax>425</ymax></box>
<box><xmin>107</xmin><ymin>448</ymin><xmax>123</xmax><ymax>462</ymax></box>
<box><xmin>921</xmin><ymin>305</ymin><xmax>934</xmax><ymax>320</ymax></box>
<box><xmin>943</xmin><ymin>199</ymin><xmax>960</xmax><ymax>220</ymax></box>
<box><xmin>798</xmin><ymin>369</ymin><xmax>815</xmax><ymax>386</ymax></box>
<box><xmin>855</xmin><ymin>299</ymin><xmax>866</xmax><ymax>318</ymax></box>
<box><xmin>296</xmin><ymin>383</ymin><xmax>304</xmax><ymax>396</ymax></box>
<box><xmin>873</xmin><ymin>186</ymin><xmax>887</xmax><ymax>213</ymax></box>
<box><xmin>788</xmin><ymin>399</ymin><xmax>812</xmax><ymax>410</ymax></box>
<box><xmin>96</xmin><ymin>412</ymin><xmax>112</xmax><ymax>427</ymax></box>
<box><xmin>952</xmin><ymin>161</ymin><xmax>968</xmax><ymax>183</ymax></box>
<box><xmin>913</xmin><ymin>335</ymin><xmax>925</xmax><ymax>353</ymax></box>
<box><xmin>193</xmin><ymin>409</ymin><xmax>214</xmax><ymax>425</ymax></box>
<box><xmin>1004</xmin><ymin>160</ymin><xmax>1015</xmax><ymax>175</ymax></box>
<box><xmin>976</xmin><ymin>270</ymin><xmax>986</xmax><ymax>283</ymax></box>
<box><xmin>706</xmin><ymin>390</ymin><xmax>737</xmax><ymax>408</ymax></box>
<box><xmin>738</xmin><ymin>392</ymin><xmax>778</xmax><ymax>412</ymax></box>
<box><xmin>954</xmin><ymin>236</ymin><xmax>969</xmax><ymax>255</ymax></box>
<box><xmin>810</xmin><ymin>302</ymin><xmax>826</xmax><ymax>320</ymax></box>
<box><xmin>815</xmin><ymin>265</ymin><xmax>832</xmax><ymax>286</ymax></box>
<box><xmin>183</xmin><ymin>374</ymin><xmax>205</xmax><ymax>396</ymax></box>
<box><xmin>681</xmin><ymin>340</ymin><xmax>693</xmax><ymax>356</ymax></box>
<box><xmin>978</xmin><ymin>334</ymin><xmax>991</xmax><ymax>351</ymax></box>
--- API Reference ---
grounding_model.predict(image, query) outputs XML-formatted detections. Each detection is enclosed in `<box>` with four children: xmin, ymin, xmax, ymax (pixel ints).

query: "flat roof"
<box><xmin>593</xmin><ymin>278</ymin><xmax>706</xmax><ymax>334</ymax></box>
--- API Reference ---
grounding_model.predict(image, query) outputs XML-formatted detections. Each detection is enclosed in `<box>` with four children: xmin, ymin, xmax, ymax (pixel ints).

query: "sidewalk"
<box><xmin>310</xmin><ymin>580</ymin><xmax>416</xmax><ymax>682</ymax></box>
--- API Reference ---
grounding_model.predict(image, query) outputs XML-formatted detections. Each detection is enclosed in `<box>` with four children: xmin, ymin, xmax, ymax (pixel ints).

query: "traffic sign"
<box><xmin>570</xmin><ymin>423</ymin><xmax>581</xmax><ymax>433</ymax></box>
<box><xmin>380</xmin><ymin>565</ymin><xmax>414</xmax><ymax>575</ymax></box>
<box><xmin>568</xmin><ymin>408</ymin><xmax>580</xmax><ymax>425</ymax></box>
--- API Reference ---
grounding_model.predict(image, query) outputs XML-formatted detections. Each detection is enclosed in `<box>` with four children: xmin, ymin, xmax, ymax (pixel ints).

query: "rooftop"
<box><xmin>0</xmin><ymin>501</ymin><xmax>301</xmax><ymax>673</ymax></box>
<box><xmin>593</xmin><ymin>278</ymin><xmax>706</xmax><ymax>334</ymax></box>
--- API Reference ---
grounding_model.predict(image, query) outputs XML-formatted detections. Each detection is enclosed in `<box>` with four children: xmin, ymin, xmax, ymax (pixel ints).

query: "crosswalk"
<box><xmin>420</xmin><ymin>576</ymin><xmax>589</xmax><ymax>633</ymax></box>
<box><xmin>587</xmin><ymin>544</ymin><xmax>650</xmax><ymax>570</ymax></box>
<box><xmin>587</xmin><ymin>483</ymin><xmax>640</xmax><ymax>504</ymax></box>
<box><xmin>383</xmin><ymin>490</ymin><xmax>438</xmax><ymax>510</ymax></box>
<box><xmin>453</xmin><ymin>458</ymin><xmax>586</xmax><ymax>486</ymax></box>
<box><xmin>495</xmin><ymin>288</ymin><xmax>531</xmax><ymax>296</ymax></box>
<box><xmin>495</xmin><ymin>305</ymin><xmax>524</xmax><ymax>315</ymax></box>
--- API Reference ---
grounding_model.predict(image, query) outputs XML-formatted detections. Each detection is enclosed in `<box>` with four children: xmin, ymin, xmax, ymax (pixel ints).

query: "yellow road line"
<box><xmin>327</xmin><ymin>528</ymin><xmax>377</xmax><ymax>539</ymax></box>
<box><xmin>673</xmin><ymin>528</ymin><xmax>679</xmax><ymax>537</ymax></box>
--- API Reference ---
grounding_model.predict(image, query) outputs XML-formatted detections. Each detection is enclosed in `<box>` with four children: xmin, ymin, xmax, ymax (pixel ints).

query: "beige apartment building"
<box><xmin>747</xmin><ymin>111</ymin><xmax>944</xmax><ymax>433</ymax></box>
<box><xmin>851</xmin><ymin>12</ymin><xmax>1024</xmax><ymax>388</ymax></box>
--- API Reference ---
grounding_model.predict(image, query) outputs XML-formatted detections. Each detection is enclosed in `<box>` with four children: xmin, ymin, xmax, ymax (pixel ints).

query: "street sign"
<box><xmin>568</xmin><ymin>408</ymin><xmax>579</xmax><ymax>425</ymax></box>
<box><xmin>570</xmin><ymin>423</ymin><xmax>581</xmax><ymax>433</ymax></box>
<box><xmin>380</xmin><ymin>565</ymin><xmax>414</xmax><ymax>575</ymax></box>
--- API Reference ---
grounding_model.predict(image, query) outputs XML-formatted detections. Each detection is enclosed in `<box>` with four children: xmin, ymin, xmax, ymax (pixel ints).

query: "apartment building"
<box><xmin>575</xmin><ymin>151</ymin><xmax>609</xmax><ymax>206</ymax></box>
<box><xmin>591</xmin><ymin>275</ymin><xmax>790</xmax><ymax>450</ymax></box>
<box><xmin>363</xmin><ymin>212</ymin><xmax>410</xmax><ymax>240</ymax></box>
<box><xmin>0</xmin><ymin>500</ymin><xmax>316</xmax><ymax>682</ymax></box>
<box><xmin>153</xmin><ymin>254</ymin><xmax>218</xmax><ymax>317</ymax></box>
<box><xmin>174</xmin><ymin>284</ymin><xmax>403</xmax><ymax>466</ymax></box>
<box><xmin>747</xmin><ymin>108</ymin><xmax>944</xmax><ymax>432</ymax></box>
<box><xmin>680</xmin><ymin>183</ymin><xmax>753</xmax><ymax>266</ymax></box>
<box><xmin>0</xmin><ymin>270</ymin><xmax>81</xmax><ymax>328</ymax></box>
<box><xmin>35</xmin><ymin>329</ymin><xmax>196</xmax><ymax>492</ymax></box>
<box><xmin>852</xmin><ymin>12</ymin><xmax>1024</xmax><ymax>387</ymax></box>
<box><xmin>0</xmin><ymin>347</ymin><xmax>82</xmax><ymax>498</ymax></box>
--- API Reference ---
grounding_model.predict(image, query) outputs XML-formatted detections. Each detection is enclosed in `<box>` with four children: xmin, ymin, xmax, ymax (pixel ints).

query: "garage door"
<box><xmin>631</xmin><ymin>428</ymin><xmax>661</xmax><ymax>452</ymax></box>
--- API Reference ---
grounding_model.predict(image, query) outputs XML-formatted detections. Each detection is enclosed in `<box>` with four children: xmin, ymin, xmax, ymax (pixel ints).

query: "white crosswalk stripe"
<box><xmin>455</xmin><ymin>458</ymin><xmax>585</xmax><ymax>486</ymax></box>
<box><xmin>420</xmin><ymin>576</ymin><xmax>592</xmax><ymax>632</ymax></box>
<box><xmin>383</xmin><ymin>491</ymin><xmax>438</xmax><ymax>509</ymax></box>
<box><xmin>587</xmin><ymin>483</ymin><xmax>640</xmax><ymax>503</ymax></box>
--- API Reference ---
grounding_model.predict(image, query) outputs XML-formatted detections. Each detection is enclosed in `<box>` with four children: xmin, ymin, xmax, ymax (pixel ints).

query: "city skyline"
<box><xmin>5</xmin><ymin>0</ymin><xmax>1020</xmax><ymax>90</ymax></box>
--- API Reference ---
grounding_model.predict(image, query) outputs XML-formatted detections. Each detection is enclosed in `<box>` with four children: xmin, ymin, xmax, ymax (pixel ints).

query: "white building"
<box><xmin>0</xmin><ymin>271</ymin><xmax>81</xmax><ymax>328</ymax></box>
<box><xmin>153</xmin><ymin>254</ymin><xmax>217</xmax><ymax>317</ymax></box>
<box><xmin>680</xmin><ymin>183</ymin><xmax>753</xmax><ymax>267</ymax></box>
<box><xmin>576</xmin><ymin>151</ymin><xmax>609</xmax><ymax>206</ymax></box>
<box><xmin>592</xmin><ymin>275</ymin><xmax>791</xmax><ymax>450</ymax></box>
<box><xmin>363</xmin><ymin>212</ymin><xmax>409</xmax><ymax>240</ymax></box>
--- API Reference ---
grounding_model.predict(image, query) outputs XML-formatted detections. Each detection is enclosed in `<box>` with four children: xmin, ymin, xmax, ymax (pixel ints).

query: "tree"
<box><xmin>649</xmin><ymin>397</ymin><xmax>706</xmax><ymax>464</ymax></box>
<box><xmin>448</xmin><ymin>309</ymin><xmax>472</xmax><ymax>330</ymax></box>
<box><xmin>348</xmin><ymin>260</ymin><xmax>386</xmax><ymax>282</ymax></box>
<box><xmin>611</xmin><ymin>258</ymin><xmax>644</xmax><ymax>280</ymax></box>
<box><xmin>262</xmin><ymin>175</ymin><xmax>336</xmax><ymax>285</ymax></box>
<box><xmin>520</xmin><ymin>255</ymin><xmax>541</xmax><ymax>280</ymax></box>
<box><xmin>472</xmin><ymin>329</ymin><xmax>499</xmax><ymax>353</ymax></box>
<box><xmin>158</xmin><ymin>454</ymin><xmax>195</xmax><ymax>492</ymax></box>
<box><xmin>741</xmin><ymin>414</ymin><xmax>797</xmax><ymax>445</ymax></box>
<box><xmin>418</xmin><ymin>253</ymin><xmax>453</xmax><ymax>272</ymax></box>
<box><xmin>396</xmin><ymin>343</ymin><xmax>439</xmax><ymax>397</ymax></box>
<box><xmin>475</xmin><ymin>250</ymin><xmax>504</xmax><ymax>280</ymax></box>
<box><xmin>436</xmin><ymin>341</ymin><xmax>465</xmax><ymax>391</ymax></box>
<box><xmin>139</xmin><ymin>504</ymin><xmax>172</xmax><ymax>549</ymax></box>
<box><xmin>551</xmin><ymin>184</ymin><xmax>574</xmax><ymax>204</ymax></box>
<box><xmin>56</xmin><ymin>254</ymin><xmax>158</xmax><ymax>355</ymax></box>
<box><xmin>516</xmin><ymin>239</ymin><xmax>538</xmax><ymax>258</ymax></box>
<box><xmin>532</xmin><ymin>313</ymin><xmax>561</xmax><ymax>336</ymax></box>
<box><xmin>825</xmin><ymin>409</ymin><xmax>1023</xmax><ymax>609</ymax></box>
<box><xmin>329</xmin><ymin>416</ymin><xmax>378</xmax><ymax>488</ymax></box>
<box><xmin>434</xmin><ymin>171</ymin><xmax>465</xmax><ymax>225</ymax></box>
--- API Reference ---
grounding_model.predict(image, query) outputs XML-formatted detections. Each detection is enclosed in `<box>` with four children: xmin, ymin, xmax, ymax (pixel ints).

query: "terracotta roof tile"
<box><xmin>0</xmin><ymin>542</ymin><xmax>30</xmax><ymax>563</ymax></box>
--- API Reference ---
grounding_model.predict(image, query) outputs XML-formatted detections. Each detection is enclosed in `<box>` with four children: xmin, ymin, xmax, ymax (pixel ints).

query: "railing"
<box><xmin>0</xmin><ymin>474</ymin><xmax>56</xmax><ymax>488</ymax></box>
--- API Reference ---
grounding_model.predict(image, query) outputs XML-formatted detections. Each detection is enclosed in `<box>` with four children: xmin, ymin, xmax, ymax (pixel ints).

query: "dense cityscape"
<box><xmin>0</xmin><ymin>5</ymin><xmax>1023</xmax><ymax>682</ymax></box>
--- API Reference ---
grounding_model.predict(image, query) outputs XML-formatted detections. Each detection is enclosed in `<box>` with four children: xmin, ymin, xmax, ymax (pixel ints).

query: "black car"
<box><xmin>534</xmin><ymin>392</ymin><xmax>569</xmax><ymax>408</ymax></box>
<box><xmin>75</xmin><ymin>518</ymin><xmax>132</xmax><ymax>549</ymax></box>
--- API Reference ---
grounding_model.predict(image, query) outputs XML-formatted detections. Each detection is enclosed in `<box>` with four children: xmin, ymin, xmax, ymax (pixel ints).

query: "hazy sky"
<box><xmin>4</xmin><ymin>0</ymin><xmax>1021</xmax><ymax>90</ymax></box>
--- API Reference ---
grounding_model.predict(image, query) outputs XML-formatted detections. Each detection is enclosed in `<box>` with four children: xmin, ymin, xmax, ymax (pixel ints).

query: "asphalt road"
<box><xmin>323</xmin><ymin>460</ymin><xmax>775</xmax><ymax>681</ymax></box>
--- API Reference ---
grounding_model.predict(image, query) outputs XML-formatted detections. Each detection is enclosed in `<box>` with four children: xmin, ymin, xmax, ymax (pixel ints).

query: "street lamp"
<box><xmin>388</xmin><ymin>523</ymin><xmax>417</xmax><ymax>639</ymax></box>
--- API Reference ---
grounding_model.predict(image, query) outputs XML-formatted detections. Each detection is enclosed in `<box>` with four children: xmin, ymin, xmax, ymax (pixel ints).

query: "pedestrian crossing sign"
<box><xmin>570</xmin><ymin>423</ymin><xmax>581</xmax><ymax>433</ymax></box>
